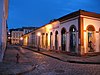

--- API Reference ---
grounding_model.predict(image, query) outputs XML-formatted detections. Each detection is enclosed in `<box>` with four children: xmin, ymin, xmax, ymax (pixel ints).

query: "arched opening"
<box><xmin>69</xmin><ymin>25</ymin><xmax>77</xmax><ymax>52</ymax></box>
<box><xmin>55</xmin><ymin>31</ymin><xmax>58</xmax><ymax>50</ymax></box>
<box><xmin>61</xmin><ymin>28</ymin><xmax>66</xmax><ymax>51</ymax></box>
<box><xmin>87</xmin><ymin>25</ymin><xmax>95</xmax><ymax>52</ymax></box>
<box><xmin>46</xmin><ymin>33</ymin><xmax>48</xmax><ymax>48</ymax></box>
<box><xmin>42</xmin><ymin>33</ymin><xmax>45</xmax><ymax>48</ymax></box>
<box><xmin>50</xmin><ymin>32</ymin><xmax>53</xmax><ymax>49</ymax></box>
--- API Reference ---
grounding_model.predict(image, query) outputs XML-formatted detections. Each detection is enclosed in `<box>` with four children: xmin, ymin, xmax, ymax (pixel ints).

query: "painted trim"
<box><xmin>86</xmin><ymin>25</ymin><xmax>95</xmax><ymax>31</ymax></box>
<box><xmin>80</xmin><ymin>15</ymin><xmax>100</xmax><ymax>21</ymax></box>
<box><xmin>96</xmin><ymin>31</ymin><xmax>99</xmax><ymax>33</ymax></box>
<box><xmin>78</xmin><ymin>16</ymin><xmax>84</xmax><ymax>54</ymax></box>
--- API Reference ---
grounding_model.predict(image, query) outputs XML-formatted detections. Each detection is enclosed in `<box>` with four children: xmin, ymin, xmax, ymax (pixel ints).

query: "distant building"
<box><xmin>22</xmin><ymin>10</ymin><xmax>100</xmax><ymax>56</ymax></box>
<box><xmin>9</xmin><ymin>27</ymin><xmax>38</xmax><ymax>45</ymax></box>
<box><xmin>0</xmin><ymin>0</ymin><xmax>8</xmax><ymax>62</ymax></box>
<box><xmin>22</xmin><ymin>32</ymin><xmax>35</xmax><ymax>47</ymax></box>
<box><xmin>10</xmin><ymin>29</ymin><xmax>23</xmax><ymax>44</ymax></box>
<box><xmin>22</xmin><ymin>27</ymin><xmax>37</xmax><ymax>34</ymax></box>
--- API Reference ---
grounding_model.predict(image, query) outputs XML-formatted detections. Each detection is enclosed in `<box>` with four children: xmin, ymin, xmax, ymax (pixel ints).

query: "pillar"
<box><xmin>78</xmin><ymin>16</ymin><xmax>84</xmax><ymax>55</ymax></box>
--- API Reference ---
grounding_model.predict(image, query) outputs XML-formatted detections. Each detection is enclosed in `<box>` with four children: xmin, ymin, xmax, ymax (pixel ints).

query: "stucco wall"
<box><xmin>60</xmin><ymin>18</ymin><xmax>79</xmax><ymax>52</ymax></box>
<box><xmin>0</xmin><ymin>0</ymin><xmax>8</xmax><ymax>62</ymax></box>
<box><xmin>83</xmin><ymin>16</ymin><xmax>100</xmax><ymax>53</ymax></box>
<box><xmin>33</xmin><ymin>17</ymin><xmax>79</xmax><ymax>52</ymax></box>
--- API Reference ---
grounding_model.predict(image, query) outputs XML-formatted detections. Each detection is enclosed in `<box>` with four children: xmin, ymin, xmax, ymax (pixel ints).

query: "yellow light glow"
<box><xmin>84</xmin><ymin>31</ymin><xmax>87</xmax><ymax>53</ymax></box>
<box><xmin>48</xmin><ymin>33</ymin><xmax>50</xmax><ymax>47</ymax></box>
<box><xmin>37</xmin><ymin>32</ymin><xmax>41</xmax><ymax>36</ymax></box>
<box><xmin>46</xmin><ymin>24</ymin><xmax>53</xmax><ymax>32</ymax></box>
<box><xmin>24</xmin><ymin>36</ymin><xmax>28</xmax><ymax>46</ymax></box>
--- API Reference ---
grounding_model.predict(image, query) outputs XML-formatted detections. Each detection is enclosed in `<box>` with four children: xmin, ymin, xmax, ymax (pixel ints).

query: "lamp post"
<box><xmin>37</xmin><ymin>32</ymin><xmax>41</xmax><ymax>51</ymax></box>
<box><xmin>20</xmin><ymin>37</ymin><xmax>23</xmax><ymax>46</ymax></box>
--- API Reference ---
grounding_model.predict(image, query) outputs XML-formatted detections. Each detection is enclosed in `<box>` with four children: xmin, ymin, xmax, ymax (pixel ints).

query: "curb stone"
<box><xmin>23</xmin><ymin>46</ymin><xmax>100</xmax><ymax>65</ymax></box>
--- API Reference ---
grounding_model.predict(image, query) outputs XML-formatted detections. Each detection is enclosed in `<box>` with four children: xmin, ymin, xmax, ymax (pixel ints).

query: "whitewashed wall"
<box><xmin>34</xmin><ymin>17</ymin><xmax>79</xmax><ymax>53</ymax></box>
<box><xmin>60</xmin><ymin>18</ymin><xmax>79</xmax><ymax>52</ymax></box>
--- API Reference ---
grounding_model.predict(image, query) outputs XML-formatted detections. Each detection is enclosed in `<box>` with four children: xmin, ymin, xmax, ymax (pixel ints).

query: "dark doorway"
<box><xmin>61</xmin><ymin>28</ymin><xmax>66</xmax><ymax>51</ymax></box>
<box><xmin>42</xmin><ymin>33</ymin><xmax>45</xmax><ymax>48</ymax></box>
<box><xmin>55</xmin><ymin>31</ymin><xmax>58</xmax><ymax>50</ymax></box>
<box><xmin>46</xmin><ymin>33</ymin><xmax>48</xmax><ymax>48</ymax></box>
<box><xmin>50</xmin><ymin>32</ymin><xmax>53</xmax><ymax>49</ymax></box>
<box><xmin>69</xmin><ymin>25</ymin><xmax>77</xmax><ymax>52</ymax></box>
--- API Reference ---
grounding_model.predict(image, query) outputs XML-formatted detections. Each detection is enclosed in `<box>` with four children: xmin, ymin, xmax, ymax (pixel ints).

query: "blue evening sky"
<box><xmin>8</xmin><ymin>0</ymin><xmax>100</xmax><ymax>29</ymax></box>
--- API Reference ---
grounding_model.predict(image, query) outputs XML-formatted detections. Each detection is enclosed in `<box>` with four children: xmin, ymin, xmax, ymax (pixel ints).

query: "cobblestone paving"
<box><xmin>21</xmin><ymin>48</ymin><xmax>100</xmax><ymax>75</ymax></box>
<box><xmin>0</xmin><ymin>45</ymin><xmax>34</xmax><ymax>75</ymax></box>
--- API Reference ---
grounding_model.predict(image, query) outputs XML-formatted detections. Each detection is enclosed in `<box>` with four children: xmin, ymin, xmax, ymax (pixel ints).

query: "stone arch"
<box><xmin>50</xmin><ymin>32</ymin><xmax>53</xmax><ymax>49</ymax></box>
<box><xmin>86</xmin><ymin>25</ymin><xmax>96</xmax><ymax>52</ymax></box>
<box><xmin>46</xmin><ymin>33</ymin><xmax>48</xmax><ymax>48</ymax></box>
<box><xmin>69</xmin><ymin>25</ymin><xmax>77</xmax><ymax>52</ymax></box>
<box><xmin>42</xmin><ymin>33</ymin><xmax>45</xmax><ymax>48</ymax></box>
<box><xmin>69</xmin><ymin>25</ymin><xmax>77</xmax><ymax>32</ymax></box>
<box><xmin>86</xmin><ymin>25</ymin><xmax>95</xmax><ymax>31</ymax></box>
<box><xmin>55</xmin><ymin>31</ymin><xmax>58</xmax><ymax>50</ymax></box>
<box><xmin>61</xmin><ymin>27</ymin><xmax>67</xmax><ymax>51</ymax></box>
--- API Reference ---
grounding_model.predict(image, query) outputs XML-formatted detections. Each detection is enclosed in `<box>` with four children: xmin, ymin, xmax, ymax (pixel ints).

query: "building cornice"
<box><xmin>58</xmin><ymin>10</ymin><xmax>100</xmax><ymax>22</ymax></box>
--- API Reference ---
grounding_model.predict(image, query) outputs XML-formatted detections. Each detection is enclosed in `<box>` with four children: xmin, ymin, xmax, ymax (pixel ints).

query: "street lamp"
<box><xmin>20</xmin><ymin>37</ymin><xmax>23</xmax><ymax>40</ymax></box>
<box><xmin>37</xmin><ymin>32</ymin><xmax>41</xmax><ymax>51</ymax></box>
<box><xmin>20</xmin><ymin>37</ymin><xmax>23</xmax><ymax>46</ymax></box>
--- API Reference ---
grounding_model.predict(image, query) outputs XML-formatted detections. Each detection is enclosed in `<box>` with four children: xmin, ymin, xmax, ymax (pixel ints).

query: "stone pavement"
<box><xmin>23</xmin><ymin>46</ymin><xmax>100</xmax><ymax>64</ymax></box>
<box><xmin>0</xmin><ymin>45</ymin><xmax>35</xmax><ymax>75</ymax></box>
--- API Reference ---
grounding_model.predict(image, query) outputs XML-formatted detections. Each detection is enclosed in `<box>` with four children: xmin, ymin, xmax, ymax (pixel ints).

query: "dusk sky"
<box><xmin>8</xmin><ymin>0</ymin><xmax>100</xmax><ymax>29</ymax></box>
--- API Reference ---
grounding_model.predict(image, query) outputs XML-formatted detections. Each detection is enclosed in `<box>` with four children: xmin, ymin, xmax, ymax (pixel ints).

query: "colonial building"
<box><xmin>22</xmin><ymin>10</ymin><xmax>100</xmax><ymax>55</ymax></box>
<box><xmin>10</xmin><ymin>28</ymin><xmax>23</xmax><ymax>44</ymax></box>
<box><xmin>9</xmin><ymin>27</ymin><xmax>37</xmax><ymax>45</ymax></box>
<box><xmin>0</xmin><ymin>0</ymin><xmax>8</xmax><ymax>62</ymax></box>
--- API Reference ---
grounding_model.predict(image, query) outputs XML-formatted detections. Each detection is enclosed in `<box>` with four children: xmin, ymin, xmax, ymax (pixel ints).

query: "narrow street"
<box><xmin>2</xmin><ymin>45</ymin><xmax>100</xmax><ymax>75</ymax></box>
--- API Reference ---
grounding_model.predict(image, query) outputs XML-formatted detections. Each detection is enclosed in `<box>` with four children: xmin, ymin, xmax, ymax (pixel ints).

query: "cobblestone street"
<box><xmin>1</xmin><ymin>45</ymin><xmax>100</xmax><ymax>75</ymax></box>
<box><xmin>19</xmin><ymin>46</ymin><xmax>100</xmax><ymax>75</ymax></box>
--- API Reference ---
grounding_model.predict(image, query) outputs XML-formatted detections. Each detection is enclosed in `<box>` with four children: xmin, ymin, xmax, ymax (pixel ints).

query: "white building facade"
<box><xmin>22</xmin><ymin>10</ymin><xmax>100</xmax><ymax>55</ymax></box>
<box><xmin>0</xmin><ymin>0</ymin><xmax>8</xmax><ymax>62</ymax></box>
<box><xmin>9</xmin><ymin>27</ymin><xmax>37</xmax><ymax>45</ymax></box>
<box><xmin>11</xmin><ymin>31</ymin><xmax>23</xmax><ymax>44</ymax></box>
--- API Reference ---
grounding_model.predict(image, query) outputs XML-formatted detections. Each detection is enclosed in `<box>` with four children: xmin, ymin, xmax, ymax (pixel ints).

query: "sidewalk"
<box><xmin>23</xmin><ymin>46</ymin><xmax>100</xmax><ymax>65</ymax></box>
<box><xmin>0</xmin><ymin>45</ymin><xmax>35</xmax><ymax>75</ymax></box>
